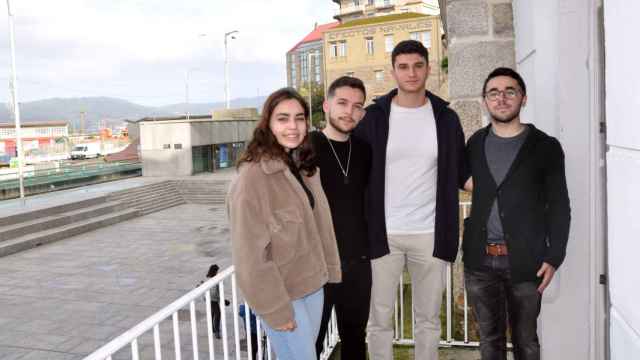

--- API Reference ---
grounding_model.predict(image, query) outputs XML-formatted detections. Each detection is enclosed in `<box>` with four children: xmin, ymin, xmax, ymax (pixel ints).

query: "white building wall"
<box><xmin>140</xmin><ymin>122</ymin><xmax>193</xmax><ymax>176</ymax></box>
<box><xmin>604</xmin><ymin>1</ymin><xmax>640</xmax><ymax>359</ymax></box>
<box><xmin>512</xmin><ymin>0</ymin><xmax>606</xmax><ymax>359</ymax></box>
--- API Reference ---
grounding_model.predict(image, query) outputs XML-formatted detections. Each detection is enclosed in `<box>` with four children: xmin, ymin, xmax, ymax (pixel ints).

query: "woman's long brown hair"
<box><xmin>237</xmin><ymin>87</ymin><xmax>316</xmax><ymax>176</ymax></box>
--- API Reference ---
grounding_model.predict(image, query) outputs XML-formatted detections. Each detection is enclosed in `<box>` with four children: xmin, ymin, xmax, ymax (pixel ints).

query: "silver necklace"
<box><xmin>324</xmin><ymin>132</ymin><xmax>351</xmax><ymax>184</ymax></box>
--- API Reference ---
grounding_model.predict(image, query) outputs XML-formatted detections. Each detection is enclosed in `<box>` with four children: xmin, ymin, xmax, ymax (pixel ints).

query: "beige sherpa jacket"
<box><xmin>227</xmin><ymin>158</ymin><xmax>342</xmax><ymax>328</ymax></box>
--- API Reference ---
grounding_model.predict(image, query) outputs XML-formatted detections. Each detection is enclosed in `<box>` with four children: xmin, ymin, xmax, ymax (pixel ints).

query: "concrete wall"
<box><xmin>446</xmin><ymin>0</ymin><xmax>515</xmax><ymax>138</ymax></box>
<box><xmin>603</xmin><ymin>1</ymin><xmax>640</xmax><ymax>358</ymax></box>
<box><xmin>140</xmin><ymin>122</ymin><xmax>193</xmax><ymax>176</ymax></box>
<box><xmin>139</xmin><ymin>120</ymin><xmax>256</xmax><ymax>177</ymax></box>
<box><xmin>512</xmin><ymin>1</ymin><xmax>608</xmax><ymax>359</ymax></box>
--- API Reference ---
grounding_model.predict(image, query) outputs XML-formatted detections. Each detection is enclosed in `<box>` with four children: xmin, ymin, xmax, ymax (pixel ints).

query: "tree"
<box><xmin>298</xmin><ymin>82</ymin><xmax>325</xmax><ymax>129</ymax></box>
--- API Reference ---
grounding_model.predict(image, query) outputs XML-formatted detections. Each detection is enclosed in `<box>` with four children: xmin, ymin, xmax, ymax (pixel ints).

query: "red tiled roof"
<box><xmin>288</xmin><ymin>22</ymin><xmax>339</xmax><ymax>53</ymax></box>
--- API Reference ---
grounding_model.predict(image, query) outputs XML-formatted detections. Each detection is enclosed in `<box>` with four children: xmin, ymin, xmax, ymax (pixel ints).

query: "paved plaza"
<box><xmin>0</xmin><ymin>171</ymin><xmax>482</xmax><ymax>360</ymax></box>
<box><xmin>0</xmin><ymin>199</ymin><xmax>233</xmax><ymax>360</ymax></box>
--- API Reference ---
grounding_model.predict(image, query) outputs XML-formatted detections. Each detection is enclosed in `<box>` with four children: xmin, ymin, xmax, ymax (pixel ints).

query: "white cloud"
<box><xmin>0</xmin><ymin>0</ymin><xmax>338</xmax><ymax>105</ymax></box>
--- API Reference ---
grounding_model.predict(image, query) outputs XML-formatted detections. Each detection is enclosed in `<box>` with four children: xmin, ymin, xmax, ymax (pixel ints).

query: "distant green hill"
<box><xmin>0</xmin><ymin>96</ymin><xmax>267</xmax><ymax>132</ymax></box>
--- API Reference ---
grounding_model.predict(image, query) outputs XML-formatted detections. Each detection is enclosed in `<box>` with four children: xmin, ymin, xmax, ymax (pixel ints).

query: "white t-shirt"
<box><xmin>385</xmin><ymin>100</ymin><xmax>438</xmax><ymax>234</ymax></box>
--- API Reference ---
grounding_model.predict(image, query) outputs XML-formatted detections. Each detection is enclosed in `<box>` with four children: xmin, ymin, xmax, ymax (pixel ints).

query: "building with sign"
<box><xmin>323</xmin><ymin>12</ymin><xmax>446</xmax><ymax>102</ymax></box>
<box><xmin>332</xmin><ymin>0</ymin><xmax>440</xmax><ymax>22</ymax></box>
<box><xmin>0</xmin><ymin>121</ymin><xmax>69</xmax><ymax>160</ymax></box>
<box><xmin>287</xmin><ymin>22</ymin><xmax>339</xmax><ymax>90</ymax></box>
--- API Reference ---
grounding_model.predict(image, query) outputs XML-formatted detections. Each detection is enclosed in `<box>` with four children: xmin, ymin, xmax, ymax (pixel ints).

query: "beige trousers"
<box><xmin>367</xmin><ymin>233</ymin><xmax>447</xmax><ymax>360</ymax></box>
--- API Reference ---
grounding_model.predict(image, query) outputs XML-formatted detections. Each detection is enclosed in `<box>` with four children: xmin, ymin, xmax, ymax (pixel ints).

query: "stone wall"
<box><xmin>446</xmin><ymin>0</ymin><xmax>515</xmax><ymax>138</ymax></box>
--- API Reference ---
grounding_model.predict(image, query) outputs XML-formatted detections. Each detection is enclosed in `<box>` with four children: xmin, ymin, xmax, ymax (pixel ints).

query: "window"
<box><xmin>163</xmin><ymin>144</ymin><xmax>171</xmax><ymax>149</ymax></box>
<box><xmin>174</xmin><ymin>143</ymin><xmax>182</xmax><ymax>150</ymax></box>
<box><xmin>338</xmin><ymin>41</ymin><xmax>347</xmax><ymax>57</ymax></box>
<box><xmin>290</xmin><ymin>56</ymin><xmax>297</xmax><ymax>86</ymax></box>
<box><xmin>314</xmin><ymin>52</ymin><xmax>321</xmax><ymax>82</ymax></box>
<box><xmin>330</xmin><ymin>42</ymin><xmax>338</xmax><ymax>58</ymax></box>
<box><xmin>366</xmin><ymin>37</ymin><xmax>374</xmax><ymax>55</ymax></box>
<box><xmin>384</xmin><ymin>0</ymin><xmax>392</xmax><ymax>5</ymax></box>
<box><xmin>410</xmin><ymin>31</ymin><xmax>432</xmax><ymax>48</ymax></box>
<box><xmin>375</xmin><ymin>70</ymin><xmax>384</xmax><ymax>82</ymax></box>
<box><xmin>301</xmin><ymin>52</ymin><xmax>309</xmax><ymax>83</ymax></box>
<box><xmin>354</xmin><ymin>0</ymin><xmax>360</xmax><ymax>5</ymax></box>
<box><xmin>385</xmin><ymin>34</ymin><xmax>394</xmax><ymax>53</ymax></box>
<box><xmin>368</xmin><ymin>0</ymin><xmax>374</xmax><ymax>5</ymax></box>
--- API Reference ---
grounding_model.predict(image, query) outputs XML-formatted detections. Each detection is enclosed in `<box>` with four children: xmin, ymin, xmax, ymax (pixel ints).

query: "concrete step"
<box><xmin>188</xmin><ymin>199</ymin><xmax>226</xmax><ymax>205</ymax></box>
<box><xmin>0</xmin><ymin>208</ymin><xmax>140</xmax><ymax>258</ymax></box>
<box><xmin>140</xmin><ymin>198</ymin><xmax>186</xmax><ymax>215</ymax></box>
<box><xmin>110</xmin><ymin>186</ymin><xmax>179</xmax><ymax>204</ymax></box>
<box><xmin>108</xmin><ymin>182</ymin><xmax>177</xmax><ymax>201</ymax></box>
<box><xmin>0</xmin><ymin>202</ymin><xmax>124</xmax><ymax>242</ymax></box>
<box><xmin>0</xmin><ymin>196</ymin><xmax>108</xmax><ymax>228</ymax></box>
<box><xmin>121</xmin><ymin>192</ymin><xmax>185</xmax><ymax>210</ymax></box>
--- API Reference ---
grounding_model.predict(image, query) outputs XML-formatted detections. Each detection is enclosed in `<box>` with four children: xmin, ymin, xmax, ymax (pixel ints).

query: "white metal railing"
<box><xmin>85</xmin><ymin>202</ymin><xmax>477</xmax><ymax>360</ymax></box>
<box><xmin>84</xmin><ymin>266</ymin><xmax>339</xmax><ymax>360</ymax></box>
<box><xmin>334</xmin><ymin>4</ymin><xmax>365</xmax><ymax>16</ymax></box>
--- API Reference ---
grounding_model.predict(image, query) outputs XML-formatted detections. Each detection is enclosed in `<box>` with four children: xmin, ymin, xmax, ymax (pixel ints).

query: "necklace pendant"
<box><xmin>344</xmin><ymin>175</ymin><xmax>349</xmax><ymax>185</ymax></box>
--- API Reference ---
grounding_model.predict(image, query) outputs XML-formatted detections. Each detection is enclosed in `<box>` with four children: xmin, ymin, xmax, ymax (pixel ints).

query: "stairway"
<box><xmin>0</xmin><ymin>179</ymin><xmax>230</xmax><ymax>257</ymax></box>
<box><xmin>107</xmin><ymin>180</ymin><xmax>186</xmax><ymax>215</ymax></box>
<box><xmin>0</xmin><ymin>197</ymin><xmax>139</xmax><ymax>257</ymax></box>
<box><xmin>175</xmin><ymin>180</ymin><xmax>229</xmax><ymax>205</ymax></box>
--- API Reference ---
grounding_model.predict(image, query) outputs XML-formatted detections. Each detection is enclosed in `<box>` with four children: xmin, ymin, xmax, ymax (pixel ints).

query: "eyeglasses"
<box><xmin>485</xmin><ymin>89</ymin><xmax>520</xmax><ymax>101</ymax></box>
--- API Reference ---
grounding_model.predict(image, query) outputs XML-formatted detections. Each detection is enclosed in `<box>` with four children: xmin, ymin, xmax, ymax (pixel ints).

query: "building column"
<box><xmin>446</xmin><ymin>0</ymin><xmax>515</xmax><ymax>137</ymax></box>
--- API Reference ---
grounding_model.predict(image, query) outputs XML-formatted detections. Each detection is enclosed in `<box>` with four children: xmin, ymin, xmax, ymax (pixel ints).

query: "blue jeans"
<box><xmin>262</xmin><ymin>288</ymin><xmax>324</xmax><ymax>360</ymax></box>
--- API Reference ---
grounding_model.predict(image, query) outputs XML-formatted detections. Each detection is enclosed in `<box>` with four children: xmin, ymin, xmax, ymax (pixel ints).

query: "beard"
<box><xmin>327</xmin><ymin>113</ymin><xmax>355</xmax><ymax>135</ymax></box>
<box><xmin>489</xmin><ymin>107</ymin><xmax>522</xmax><ymax>124</ymax></box>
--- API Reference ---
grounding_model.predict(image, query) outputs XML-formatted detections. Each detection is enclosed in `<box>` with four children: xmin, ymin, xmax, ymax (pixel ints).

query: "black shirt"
<box><xmin>311</xmin><ymin>131</ymin><xmax>371</xmax><ymax>262</ymax></box>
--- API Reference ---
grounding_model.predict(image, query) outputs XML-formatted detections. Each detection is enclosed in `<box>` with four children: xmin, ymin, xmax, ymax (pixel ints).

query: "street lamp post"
<box><xmin>224</xmin><ymin>30</ymin><xmax>239</xmax><ymax>109</ymax></box>
<box><xmin>307</xmin><ymin>51</ymin><xmax>321</xmax><ymax>125</ymax></box>
<box><xmin>6</xmin><ymin>0</ymin><xmax>25</xmax><ymax>203</ymax></box>
<box><xmin>184</xmin><ymin>68</ymin><xmax>199</xmax><ymax>121</ymax></box>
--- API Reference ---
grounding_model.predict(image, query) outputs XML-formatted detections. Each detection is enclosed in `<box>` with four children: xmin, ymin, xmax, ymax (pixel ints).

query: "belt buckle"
<box><xmin>487</xmin><ymin>243</ymin><xmax>503</xmax><ymax>256</ymax></box>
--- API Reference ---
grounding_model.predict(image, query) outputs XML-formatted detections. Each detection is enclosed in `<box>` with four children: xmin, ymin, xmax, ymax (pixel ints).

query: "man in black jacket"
<box><xmin>354</xmin><ymin>40</ymin><xmax>465</xmax><ymax>360</ymax></box>
<box><xmin>462</xmin><ymin>67</ymin><xmax>571</xmax><ymax>360</ymax></box>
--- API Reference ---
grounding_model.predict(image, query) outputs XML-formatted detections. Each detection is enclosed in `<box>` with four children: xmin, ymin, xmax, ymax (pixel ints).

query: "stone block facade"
<box><xmin>446</xmin><ymin>0</ymin><xmax>515</xmax><ymax>137</ymax></box>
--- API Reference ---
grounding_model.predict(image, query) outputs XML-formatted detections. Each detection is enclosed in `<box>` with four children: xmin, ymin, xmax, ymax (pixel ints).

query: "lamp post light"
<box><xmin>6</xmin><ymin>0</ymin><xmax>25</xmax><ymax>203</ymax></box>
<box><xmin>307</xmin><ymin>51</ymin><xmax>321</xmax><ymax>125</ymax></box>
<box><xmin>224</xmin><ymin>30</ymin><xmax>239</xmax><ymax>109</ymax></box>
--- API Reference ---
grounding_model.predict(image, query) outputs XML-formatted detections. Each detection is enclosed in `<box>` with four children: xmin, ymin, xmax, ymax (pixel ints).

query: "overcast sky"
<box><xmin>0</xmin><ymin>1</ymin><xmax>338</xmax><ymax>106</ymax></box>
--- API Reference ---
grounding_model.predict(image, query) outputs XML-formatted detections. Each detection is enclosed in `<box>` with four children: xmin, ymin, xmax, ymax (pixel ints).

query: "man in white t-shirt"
<box><xmin>354</xmin><ymin>40</ymin><xmax>466</xmax><ymax>360</ymax></box>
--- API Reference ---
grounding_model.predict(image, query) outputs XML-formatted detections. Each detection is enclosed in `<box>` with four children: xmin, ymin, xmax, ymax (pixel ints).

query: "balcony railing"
<box><xmin>85</xmin><ymin>202</ymin><xmax>477</xmax><ymax>360</ymax></box>
<box><xmin>334</xmin><ymin>4</ymin><xmax>365</xmax><ymax>17</ymax></box>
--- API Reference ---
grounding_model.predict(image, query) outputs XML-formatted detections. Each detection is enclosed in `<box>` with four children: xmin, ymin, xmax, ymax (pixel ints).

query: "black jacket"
<box><xmin>463</xmin><ymin>124</ymin><xmax>571</xmax><ymax>283</ymax></box>
<box><xmin>354</xmin><ymin>89</ymin><xmax>466</xmax><ymax>261</ymax></box>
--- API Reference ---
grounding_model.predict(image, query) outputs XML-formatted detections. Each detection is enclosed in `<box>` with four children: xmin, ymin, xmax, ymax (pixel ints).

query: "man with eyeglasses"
<box><xmin>462</xmin><ymin>67</ymin><xmax>571</xmax><ymax>360</ymax></box>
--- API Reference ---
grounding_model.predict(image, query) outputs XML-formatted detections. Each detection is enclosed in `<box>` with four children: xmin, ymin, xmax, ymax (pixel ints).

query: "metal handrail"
<box><xmin>85</xmin><ymin>202</ymin><xmax>480</xmax><ymax>360</ymax></box>
<box><xmin>84</xmin><ymin>265</ymin><xmax>340</xmax><ymax>360</ymax></box>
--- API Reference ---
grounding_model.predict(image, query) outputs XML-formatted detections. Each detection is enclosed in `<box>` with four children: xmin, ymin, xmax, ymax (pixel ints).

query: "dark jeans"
<box><xmin>316</xmin><ymin>260</ymin><xmax>371</xmax><ymax>359</ymax></box>
<box><xmin>464</xmin><ymin>255</ymin><xmax>541</xmax><ymax>360</ymax></box>
<box><xmin>211</xmin><ymin>301</ymin><xmax>221</xmax><ymax>334</ymax></box>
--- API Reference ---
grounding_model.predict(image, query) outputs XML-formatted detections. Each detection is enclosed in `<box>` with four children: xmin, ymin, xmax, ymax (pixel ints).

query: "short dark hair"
<box><xmin>482</xmin><ymin>67</ymin><xmax>527</xmax><ymax>96</ymax></box>
<box><xmin>327</xmin><ymin>76</ymin><xmax>366</xmax><ymax>100</ymax></box>
<box><xmin>391</xmin><ymin>40</ymin><xmax>429</xmax><ymax>67</ymax></box>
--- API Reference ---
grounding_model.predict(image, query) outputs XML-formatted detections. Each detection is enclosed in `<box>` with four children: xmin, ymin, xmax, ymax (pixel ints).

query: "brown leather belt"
<box><xmin>486</xmin><ymin>243</ymin><xmax>509</xmax><ymax>256</ymax></box>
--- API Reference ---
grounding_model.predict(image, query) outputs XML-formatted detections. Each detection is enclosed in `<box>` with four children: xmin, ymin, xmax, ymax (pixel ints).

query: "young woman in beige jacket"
<box><xmin>228</xmin><ymin>88</ymin><xmax>341</xmax><ymax>360</ymax></box>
